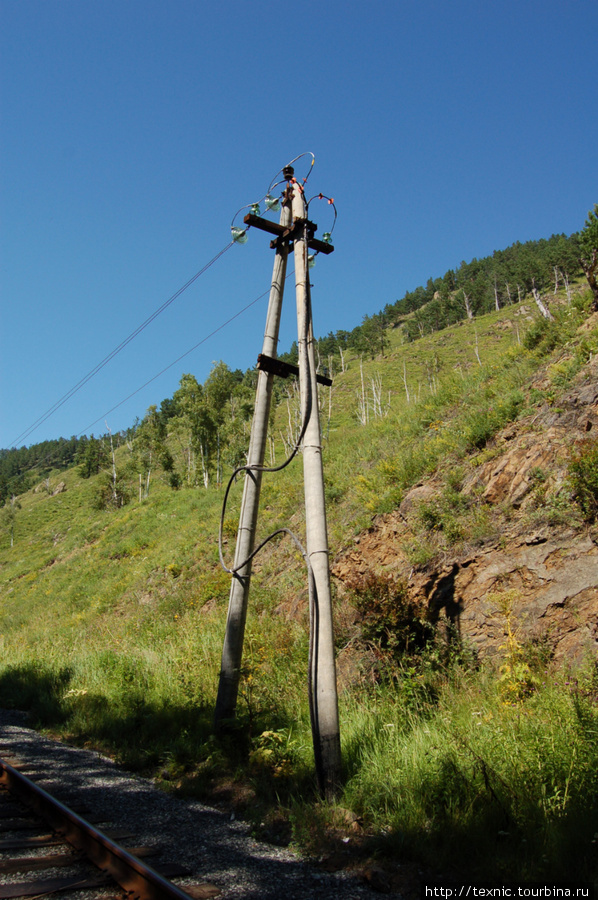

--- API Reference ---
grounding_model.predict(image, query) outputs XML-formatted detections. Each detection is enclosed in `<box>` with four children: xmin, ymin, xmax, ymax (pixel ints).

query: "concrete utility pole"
<box><xmin>215</xmin><ymin>165</ymin><xmax>341</xmax><ymax>795</ymax></box>
<box><xmin>291</xmin><ymin>182</ymin><xmax>341</xmax><ymax>797</ymax></box>
<box><xmin>214</xmin><ymin>193</ymin><xmax>292</xmax><ymax>725</ymax></box>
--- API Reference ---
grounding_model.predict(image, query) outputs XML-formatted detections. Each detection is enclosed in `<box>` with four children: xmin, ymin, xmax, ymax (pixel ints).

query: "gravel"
<box><xmin>0</xmin><ymin>711</ymin><xmax>389</xmax><ymax>899</ymax></box>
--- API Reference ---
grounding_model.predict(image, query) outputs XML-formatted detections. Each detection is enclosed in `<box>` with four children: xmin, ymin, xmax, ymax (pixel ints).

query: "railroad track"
<box><xmin>0</xmin><ymin>754</ymin><xmax>219</xmax><ymax>900</ymax></box>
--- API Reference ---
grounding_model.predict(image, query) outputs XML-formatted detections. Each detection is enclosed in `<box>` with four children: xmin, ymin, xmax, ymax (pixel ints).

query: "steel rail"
<box><xmin>0</xmin><ymin>757</ymin><xmax>194</xmax><ymax>900</ymax></box>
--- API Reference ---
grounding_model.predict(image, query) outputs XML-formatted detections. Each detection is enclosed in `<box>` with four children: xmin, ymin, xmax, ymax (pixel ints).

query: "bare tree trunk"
<box><xmin>199</xmin><ymin>443</ymin><xmax>209</xmax><ymax>489</ymax></box>
<box><xmin>474</xmin><ymin>328</ymin><xmax>482</xmax><ymax>366</ymax></box>
<box><xmin>402</xmin><ymin>359</ymin><xmax>410</xmax><ymax>404</ymax></box>
<box><xmin>106</xmin><ymin>423</ymin><xmax>119</xmax><ymax>507</ymax></box>
<box><xmin>339</xmin><ymin>346</ymin><xmax>346</xmax><ymax>373</ymax></box>
<box><xmin>463</xmin><ymin>291</ymin><xmax>474</xmax><ymax>320</ymax></box>
<box><xmin>217</xmin><ymin>431</ymin><xmax>221</xmax><ymax>488</ymax></box>
<box><xmin>563</xmin><ymin>271</ymin><xmax>572</xmax><ymax>306</ymax></box>
<box><xmin>371</xmin><ymin>374</ymin><xmax>382</xmax><ymax>418</ymax></box>
<box><xmin>357</xmin><ymin>358</ymin><xmax>367</xmax><ymax>425</ymax></box>
<box><xmin>532</xmin><ymin>286</ymin><xmax>554</xmax><ymax>320</ymax></box>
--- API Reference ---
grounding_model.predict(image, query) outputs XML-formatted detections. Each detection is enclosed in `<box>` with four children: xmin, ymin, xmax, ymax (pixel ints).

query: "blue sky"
<box><xmin>2</xmin><ymin>0</ymin><xmax>597</xmax><ymax>449</ymax></box>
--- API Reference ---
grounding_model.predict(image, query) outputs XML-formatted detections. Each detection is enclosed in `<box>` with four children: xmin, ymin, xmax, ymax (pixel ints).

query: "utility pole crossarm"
<box><xmin>257</xmin><ymin>353</ymin><xmax>332</xmax><ymax>387</ymax></box>
<box><xmin>243</xmin><ymin>213</ymin><xmax>335</xmax><ymax>255</ymax></box>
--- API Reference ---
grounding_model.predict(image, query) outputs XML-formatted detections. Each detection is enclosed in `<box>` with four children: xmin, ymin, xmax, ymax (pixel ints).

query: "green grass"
<box><xmin>2</xmin><ymin>284</ymin><xmax>598</xmax><ymax>883</ymax></box>
<box><xmin>339</xmin><ymin>664</ymin><xmax>598</xmax><ymax>880</ymax></box>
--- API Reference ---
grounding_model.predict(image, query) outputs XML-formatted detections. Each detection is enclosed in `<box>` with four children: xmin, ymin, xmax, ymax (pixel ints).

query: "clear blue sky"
<box><xmin>2</xmin><ymin>0</ymin><xmax>597</xmax><ymax>449</ymax></box>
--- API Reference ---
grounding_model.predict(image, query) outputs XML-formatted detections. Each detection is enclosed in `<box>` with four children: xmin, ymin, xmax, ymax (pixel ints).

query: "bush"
<box><xmin>346</xmin><ymin>569</ymin><xmax>432</xmax><ymax>665</ymax></box>
<box><xmin>569</xmin><ymin>439</ymin><xmax>598</xmax><ymax>520</ymax></box>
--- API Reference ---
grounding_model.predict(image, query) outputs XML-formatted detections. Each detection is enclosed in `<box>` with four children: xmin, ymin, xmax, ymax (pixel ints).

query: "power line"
<box><xmin>9</xmin><ymin>241</ymin><xmax>234</xmax><ymax>448</ymax></box>
<box><xmin>78</xmin><ymin>272</ymin><xmax>294</xmax><ymax>436</ymax></box>
<box><xmin>2</xmin><ymin>272</ymin><xmax>294</xmax><ymax>490</ymax></box>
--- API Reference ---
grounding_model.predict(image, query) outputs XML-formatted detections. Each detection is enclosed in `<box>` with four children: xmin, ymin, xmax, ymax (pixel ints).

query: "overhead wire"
<box><xmin>1</xmin><ymin>270</ymin><xmax>295</xmax><ymax>488</ymax></box>
<box><xmin>306</xmin><ymin>193</ymin><xmax>338</xmax><ymax>237</ymax></box>
<box><xmin>78</xmin><ymin>270</ymin><xmax>295</xmax><ymax>437</ymax></box>
<box><xmin>9</xmin><ymin>241</ymin><xmax>235</xmax><ymax>448</ymax></box>
<box><xmin>267</xmin><ymin>152</ymin><xmax>315</xmax><ymax>194</ymax></box>
<box><xmin>219</xmin><ymin>181</ymin><xmax>314</xmax><ymax>577</ymax></box>
<box><xmin>5</xmin><ymin>159</ymin><xmax>312</xmax><ymax>468</ymax></box>
<box><xmin>9</xmin><ymin>153</ymin><xmax>319</xmax><ymax>450</ymax></box>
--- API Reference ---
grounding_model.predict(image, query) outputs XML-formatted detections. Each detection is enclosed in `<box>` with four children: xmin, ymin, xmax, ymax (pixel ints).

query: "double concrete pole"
<box><xmin>215</xmin><ymin>173</ymin><xmax>341</xmax><ymax>796</ymax></box>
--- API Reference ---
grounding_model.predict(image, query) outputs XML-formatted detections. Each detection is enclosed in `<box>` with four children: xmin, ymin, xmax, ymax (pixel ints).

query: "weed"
<box><xmin>490</xmin><ymin>589</ymin><xmax>538</xmax><ymax>702</ymax></box>
<box><xmin>249</xmin><ymin>728</ymin><xmax>297</xmax><ymax>779</ymax></box>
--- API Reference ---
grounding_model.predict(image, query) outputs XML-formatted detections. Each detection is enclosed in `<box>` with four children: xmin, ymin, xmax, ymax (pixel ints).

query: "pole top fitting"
<box><xmin>282</xmin><ymin>165</ymin><xmax>295</xmax><ymax>181</ymax></box>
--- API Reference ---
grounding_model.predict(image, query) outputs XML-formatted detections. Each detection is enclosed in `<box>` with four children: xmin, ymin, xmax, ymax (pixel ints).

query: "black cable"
<box><xmin>9</xmin><ymin>241</ymin><xmax>234</xmax><ymax>448</ymax></box>
<box><xmin>218</xmin><ymin>229</ymin><xmax>313</xmax><ymax>576</ymax></box>
<box><xmin>306</xmin><ymin>193</ymin><xmax>338</xmax><ymax>237</ymax></box>
<box><xmin>216</xmin><ymin>215</ymin><xmax>326</xmax><ymax>791</ymax></box>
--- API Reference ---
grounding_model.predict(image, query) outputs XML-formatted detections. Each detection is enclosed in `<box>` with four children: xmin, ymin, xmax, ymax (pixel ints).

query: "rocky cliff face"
<box><xmin>332</xmin><ymin>357</ymin><xmax>598</xmax><ymax>668</ymax></box>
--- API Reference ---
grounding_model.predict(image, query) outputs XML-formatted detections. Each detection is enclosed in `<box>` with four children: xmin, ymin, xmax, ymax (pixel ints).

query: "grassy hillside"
<box><xmin>2</xmin><ymin>281</ymin><xmax>598</xmax><ymax>886</ymax></box>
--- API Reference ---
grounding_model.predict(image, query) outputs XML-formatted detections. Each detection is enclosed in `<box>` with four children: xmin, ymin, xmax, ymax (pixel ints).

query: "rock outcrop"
<box><xmin>332</xmin><ymin>362</ymin><xmax>598</xmax><ymax>666</ymax></box>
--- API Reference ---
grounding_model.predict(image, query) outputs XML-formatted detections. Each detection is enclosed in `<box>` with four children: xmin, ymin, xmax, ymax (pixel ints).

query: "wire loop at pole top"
<box><xmin>305</xmin><ymin>193</ymin><xmax>338</xmax><ymax>236</ymax></box>
<box><xmin>231</xmin><ymin>155</ymin><xmax>317</xmax><ymax>235</ymax></box>
<box><xmin>267</xmin><ymin>152</ymin><xmax>315</xmax><ymax>194</ymax></box>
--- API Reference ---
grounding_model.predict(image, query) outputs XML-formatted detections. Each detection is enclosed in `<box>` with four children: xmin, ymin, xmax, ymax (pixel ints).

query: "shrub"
<box><xmin>569</xmin><ymin>439</ymin><xmax>598</xmax><ymax>521</ymax></box>
<box><xmin>346</xmin><ymin>569</ymin><xmax>431</xmax><ymax>664</ymax></box>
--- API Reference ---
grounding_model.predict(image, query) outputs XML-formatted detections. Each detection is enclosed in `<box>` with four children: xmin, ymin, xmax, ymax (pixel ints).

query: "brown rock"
<box><xmin>480</xmin><ymin>445</ymin><xmax>552</xmax><ymax>505</ymax></box>
<box><xmin>399</xmin><ymin>484</ymin><xmax>437</xmax><ymax>516</ymax></box>
<box><xmin>331</xmin><ymin>366</ymin><xmax>598</xmax><ymax>665</ymax></box>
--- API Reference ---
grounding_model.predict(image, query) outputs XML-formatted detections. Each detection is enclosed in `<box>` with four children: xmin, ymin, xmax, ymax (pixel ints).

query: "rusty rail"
<box><xmin>0</xmin><ymin>757</ymin><xmax>196</xmax><ymax>900</ymax></box>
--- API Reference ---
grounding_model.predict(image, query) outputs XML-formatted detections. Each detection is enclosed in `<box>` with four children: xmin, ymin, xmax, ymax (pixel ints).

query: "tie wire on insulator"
<box><xmin>230</xmin><ymin>197</ymin><xmax>271</xmax><ymax>244</ymax></box>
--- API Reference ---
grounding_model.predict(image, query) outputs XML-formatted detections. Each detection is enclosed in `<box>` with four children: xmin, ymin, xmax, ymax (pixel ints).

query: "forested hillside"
<box><xmin>2</xmin><ymin>223</ymin><xmax>589</xmax><ymax>507</ymax></box>
<box><xmin>1</xmin><ymin>208</ymin><xmax>598</xmax><ymax>887</ymax></box>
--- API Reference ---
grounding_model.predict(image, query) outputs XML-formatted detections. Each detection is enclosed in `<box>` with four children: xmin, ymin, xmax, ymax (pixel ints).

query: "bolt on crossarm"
<box><xmin>214</xmin><ymin>194</ymin><xmax>292</xmax><ymax>728</ymax></box>
<box><xmin>291</xmin><ymin>181</ymin><xmax>342</xmax><ymax>797</ymax></box>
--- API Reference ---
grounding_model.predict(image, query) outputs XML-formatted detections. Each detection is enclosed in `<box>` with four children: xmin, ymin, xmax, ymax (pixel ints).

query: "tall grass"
<box><xmin>339</xmin><ymin>664</ymin><xmax>598</xmax><ymax>880</ymax></box>
<box><xmin>2</xmin><ymin>289</ymin><xmax>598</xmax><ymax>881</ymax></box>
